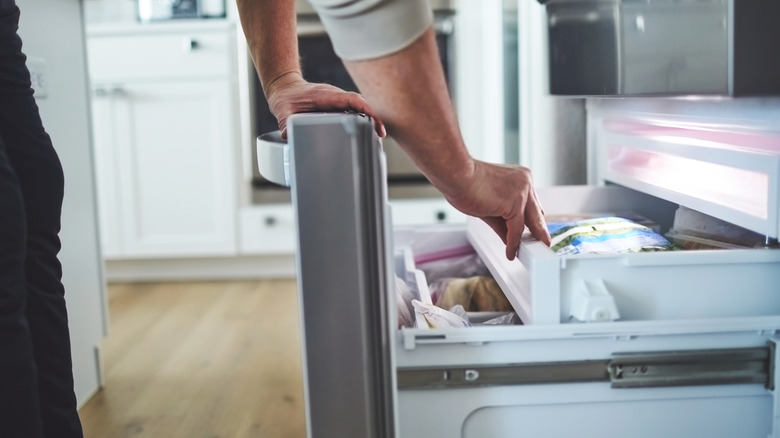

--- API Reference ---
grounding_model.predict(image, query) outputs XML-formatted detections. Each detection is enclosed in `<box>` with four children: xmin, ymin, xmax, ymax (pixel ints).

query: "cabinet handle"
<box><xmin>435</xmin><ymin>211</ymin><xmax>447</xmax><ymax>222</ymax></box>
<box><xmin>264</xmin><ymin>216</ymin><xmax>277</xmax><ymax>227</ymax></box>
<box><xmin>92</xmin><ymin>86</ymin><xmax>126</xmax><ymax>98</ymax></box>
<box><xmin>110</xmin><ymin>86</ymin><xmax>126</xmax><ymax>97</ymax></box>
<box><xmin>182</xmin><ymin>37</ymin><xmax>200</xmax><ymax>52</ymax></box>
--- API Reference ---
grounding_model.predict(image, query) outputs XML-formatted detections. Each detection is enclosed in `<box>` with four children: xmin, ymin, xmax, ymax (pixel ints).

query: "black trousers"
<box><xmin>0</xmin><ymin>3</ymin><xmax>84</xmax><ymax>437</ymax></box>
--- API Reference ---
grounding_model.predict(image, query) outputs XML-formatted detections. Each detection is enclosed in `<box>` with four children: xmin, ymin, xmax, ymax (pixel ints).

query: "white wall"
<box><xmin>518</xmin><ymin>1</ymin><xmax>586</xmax><ymax>186</ymax></box>
<box><xmin>454</xmin><ymin>0</ymin><xmax>505</xmax><ymax>164</ymax></box>
<box><xmin>16</xmin><ymin>0</ymin><xmax>106</xmax><ymax>407</ymax></box>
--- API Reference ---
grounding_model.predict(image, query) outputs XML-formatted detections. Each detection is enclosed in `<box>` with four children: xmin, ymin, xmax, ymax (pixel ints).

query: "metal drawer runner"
<box><xmin>398</xmin><ymin>345</ymin><xmax>775</xmax><ymax>390</ymax></box>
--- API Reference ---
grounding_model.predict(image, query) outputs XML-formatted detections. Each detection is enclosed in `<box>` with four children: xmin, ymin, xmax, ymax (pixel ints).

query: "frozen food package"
<box><xmin>430</xmin><ymin>276</ymin><xmax>513</xmax><ymax>313</ymax></box>
<box><xmin>415</xmin><ymin>252</ymin><xmax>491</xmax><ymax>285</ymax></box>
<box><xmin>481</xmin><ymin>312</ymin><xmax>518</xmax><ymax>326</ymax></box>
<box><xmin>412</xmin><ymin>300</ymin><xmax>471</xmax><ymax>328</ymax></box>
<box><xmin>394</xmin><ymin>275</ymin><xmax>415</xmax><ymax>328</ymax></box>
<box><xmin>547</xmin><ymin>216</ymin><xmax>676</xmax><ymax>255</ymax></box>
<box><xmin>667</xmin><ymin>206</ymin><xmax>773</xmax><ymax>249</ymax></box>
<box><xmin>544</xmin><ymin>211</ymin><xmax>662</xmax><ymax>232</ymax></box>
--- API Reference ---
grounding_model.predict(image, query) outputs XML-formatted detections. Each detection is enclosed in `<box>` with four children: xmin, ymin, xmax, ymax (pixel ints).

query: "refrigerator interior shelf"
<box><xmin>598</xmin><ymin>117</ymin><xmax>780</xmax><ymax>238</ymax></box>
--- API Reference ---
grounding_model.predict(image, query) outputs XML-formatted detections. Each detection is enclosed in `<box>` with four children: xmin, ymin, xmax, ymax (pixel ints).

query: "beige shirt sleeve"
<box><xmin>308</xmin><ymin>0</ymin><xmax>433</xmax><ymax>60</ymax></box>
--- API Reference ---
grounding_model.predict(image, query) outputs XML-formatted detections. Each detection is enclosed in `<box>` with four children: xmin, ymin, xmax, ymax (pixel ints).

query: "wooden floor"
<box><xmin>78</xmin><ymin>280</ymin><xmax>306</xmax><ymax>438</ymax></box>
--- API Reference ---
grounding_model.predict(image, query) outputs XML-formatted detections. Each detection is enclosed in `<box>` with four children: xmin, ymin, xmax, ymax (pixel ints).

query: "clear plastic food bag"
<box><xmin>412</xmin><ymin>300</ymin><xmax>471</xmax><ymax>329</ymax></box>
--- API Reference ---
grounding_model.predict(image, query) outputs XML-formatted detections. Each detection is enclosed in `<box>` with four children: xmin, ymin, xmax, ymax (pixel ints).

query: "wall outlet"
<box><xmin>27</xmin><ymin>56</ymin><xmax>48</xmax><ymax>99</ymax></box>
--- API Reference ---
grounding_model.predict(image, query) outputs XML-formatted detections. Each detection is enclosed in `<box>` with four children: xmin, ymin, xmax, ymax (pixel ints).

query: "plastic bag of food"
<box><xmin>547</xmin><ymin>216</ymin><xmax>675</xmax><ymax>255</ymax></box>
<box><xmin>395</xmin><ymin>275</ymin><xmax>415</xmax><ymax>329</ymax></box>
<box><xmin>412</xmin><ymin>300</ymin><xmax>471</xmax><ymax>328</ymax></box>
<box><xmin>481</xmin><ymin>312</ymin><xmax>518</xmax><ymax>326</ymax></box>
<box><xmin>416</xmin><ymin>252</ymin><xmax>491</xmax><ymax>285</ymax></box>
<box><xmin>429</xmin><ymin>276</ymin><xmax>513</xmax><ymax>312</ymax></box>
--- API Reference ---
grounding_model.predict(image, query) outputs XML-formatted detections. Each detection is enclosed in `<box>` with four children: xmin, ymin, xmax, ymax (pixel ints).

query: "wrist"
<box><xmin>264</xmin><ymin>70</ymin><xmax>303</xmax><ymax>98</ymax></box>
<box><xmin>430</xmin><ymin>155</ymin><xmax>478</xmax><ymax>200</ymax></box>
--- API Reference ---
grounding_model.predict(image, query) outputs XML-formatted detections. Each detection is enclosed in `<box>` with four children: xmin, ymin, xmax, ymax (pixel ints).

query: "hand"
<box><xmin>443</xmin><ymin>160</ymin><xmax>552</xmax><ymax>260</ymax></box>
<box><xmin>265</xmin><ymin>72</ymin><xmax>386</xmax><ymax>139</ymax></box>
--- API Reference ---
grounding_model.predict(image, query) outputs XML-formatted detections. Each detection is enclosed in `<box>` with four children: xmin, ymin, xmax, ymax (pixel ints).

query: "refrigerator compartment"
<box><xmin>468</xmin><ymin>185</ymin><xmax>780</xmax><ymax>325</ymax></box>
<box><xmin>394</xmin><ymin>226</ymin><xmax>518</xmax><ymax>328</ymax></box>
<box><xmin>597</xmin><ymin>117</ymin><xmax>780</xmax><ymax>238</ymax></box>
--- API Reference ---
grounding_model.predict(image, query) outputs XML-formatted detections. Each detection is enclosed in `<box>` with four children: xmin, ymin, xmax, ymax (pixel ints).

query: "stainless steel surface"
<box><xmin>545</xmin><ymin>0</ymin><xmax>780</xmax><ymax>96</ymax></box>
<box><xmin>289</xmin><ymin>114</ymin><xmax>395</xmax><ymax>438</ymax></box>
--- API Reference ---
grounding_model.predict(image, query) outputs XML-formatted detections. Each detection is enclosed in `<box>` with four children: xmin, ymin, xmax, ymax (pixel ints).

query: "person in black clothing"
<box><xmin>0</xmin><ymin>1</ymin><xmax>84</xmax><ymax>436</ymax></box>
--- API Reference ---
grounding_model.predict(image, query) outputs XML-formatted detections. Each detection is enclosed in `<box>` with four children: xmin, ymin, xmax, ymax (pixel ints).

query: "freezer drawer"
<box><xmin>465</xmin><ymin>185</ymin><xmax>780</xmax><ymax>325</ymax></box>
<box><xmin>394</xmin><ymin>222</ymin><xmax>780</xmax><ymax>438</ymax></box>
<box><xmin>395</xmin><ymin>326</ymin><xmax>779</xmax><ymax>438</ymax></box>
<box><xmin>272</xmin><ymin>113</ymin><xmax>780</xmax><ymax>438</ymax></box>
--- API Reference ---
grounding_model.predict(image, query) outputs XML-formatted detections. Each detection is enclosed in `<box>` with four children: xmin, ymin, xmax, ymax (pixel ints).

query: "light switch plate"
<box><xmin>27</xmin><ymin>56</ymin><xmax>48</xmax><ymax>99</ymax></box>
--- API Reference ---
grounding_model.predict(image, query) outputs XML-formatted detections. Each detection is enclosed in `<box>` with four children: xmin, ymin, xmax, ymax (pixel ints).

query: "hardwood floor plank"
<box><xmin>79</xmin><ymin>280</ymin><xmax>305</xmax><ymax>438</ymax></box>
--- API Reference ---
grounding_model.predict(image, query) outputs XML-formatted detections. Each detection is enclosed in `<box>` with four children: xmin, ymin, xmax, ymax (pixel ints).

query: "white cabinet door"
<box><xmin>90</xmin><ymin>88</ymin><xmax>123</xmax><ymax>258</ymax></box>
<box><xmin>104</xmin><ymin>80</ymin><xmax>237</xmax><ymax>258</ymax></box>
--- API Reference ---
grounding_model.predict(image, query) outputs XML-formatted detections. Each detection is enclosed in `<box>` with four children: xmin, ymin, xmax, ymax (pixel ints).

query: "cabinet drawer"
<box><xmin>390</xmin><ymin>198</ymin><xmax>465</xmax><ymax>226</ymax></box>
<box><xmin>87</xmin><ymin>30</ymin><xmax>232</xmax><ymax>81</ymax></box>
<box><xmin>239</xmin><ymin>205</ymin><xmax>297</xmax><ymax>255</ymax></box>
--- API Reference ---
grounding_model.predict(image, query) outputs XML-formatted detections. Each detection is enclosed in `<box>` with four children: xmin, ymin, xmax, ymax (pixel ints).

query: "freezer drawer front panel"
<box><xmin>395</xmin><ymin>325</ymin><xmax>780</xmax><ymax>438</ymax></box>
<box><xmin>399</xmin><ymin>385</ymin><xmax>771</xmax><ymax>438</ymax></box>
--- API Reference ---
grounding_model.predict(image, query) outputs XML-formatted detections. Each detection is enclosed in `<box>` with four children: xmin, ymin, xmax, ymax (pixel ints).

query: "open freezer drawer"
<box><xmin>466</xmin><ymin>185</ymin><xmax>780</xmax><ymax>325</ymax></box>
<box><xmin>261</xmin><ymin>113</ymin><xmax>780</xmax><ymax>438</ymax></box>
<box><xmin>394</xmin><ymin>214</ymin><xmax>780</xmax><ymax>438</ymax></box>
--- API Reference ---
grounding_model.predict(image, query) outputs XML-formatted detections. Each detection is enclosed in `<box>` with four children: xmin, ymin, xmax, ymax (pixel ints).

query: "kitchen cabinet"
<box><xmin>87</xmin><ymin>22</ymin><xmax>239</xmax><ymax>258</ymax></box>
<box><xmin>239</xmin><ymin>200</ymin><xmax>465</xmax><ymax>256</ymax></box>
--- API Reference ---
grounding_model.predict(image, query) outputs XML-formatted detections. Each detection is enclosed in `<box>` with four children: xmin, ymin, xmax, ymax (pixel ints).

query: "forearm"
<box><xmin>236</xmin><ymin>0</ymin><xmax>300</xmax><ymax>94</ymax></box>
<box><xmin>343</xmin><ymin>28</ymin><xmax>475</xmax><ymax>198</ymax></box>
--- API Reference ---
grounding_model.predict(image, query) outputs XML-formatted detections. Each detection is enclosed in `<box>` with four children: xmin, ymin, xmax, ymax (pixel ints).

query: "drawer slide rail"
<box><xmin>398</xmin><ymin>345</ymin><xmax>774</xmax><ymax>390</ymax></box>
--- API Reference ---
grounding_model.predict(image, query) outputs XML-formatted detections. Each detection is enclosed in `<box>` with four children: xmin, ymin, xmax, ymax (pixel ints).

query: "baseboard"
<box><xmin>105</xmin><ymin>254</ymin><xmax>297</xmax><ymax>282</ymax></box>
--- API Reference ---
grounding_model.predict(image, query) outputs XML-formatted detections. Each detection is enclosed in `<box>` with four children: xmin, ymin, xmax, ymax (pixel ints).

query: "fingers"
<box><xmin>274</xmin><ymin>82</ymin><xmax>386</xmax><ymax>139</ymax></box>
<box><xmin>278</xmin><ymin>117</ymin><xmax>289</xmax><ymax>139</ymax></box>
<box><xmin>323</xmin><ymin>90</ymin><xmax>386</xmax><ymax>138</ymax></box>
<box><xmin>524</xmin><ymin>189</ymin><xmax>552</xmax><ymax>247</ymax></box>
<box><xmin>481</xmin><ymin>217</ymin><xmax>508</xmax><ymax>245</ymax></box>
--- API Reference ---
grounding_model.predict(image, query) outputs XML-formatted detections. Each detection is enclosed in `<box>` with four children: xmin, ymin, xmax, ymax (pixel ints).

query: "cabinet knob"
<box><xmin>264</xmin><ymin>216</ymin><xmax>277</xmax><ymax>226</ymax></box>
<box><xmin>182</xmin><ymin>37</ymin><xmax>200</xmax><ymax>52</ymax></box>
<box><xmin>435</xmin><ymin>211</ymin><xmax>447</xmax><ymax>222</ymax></box>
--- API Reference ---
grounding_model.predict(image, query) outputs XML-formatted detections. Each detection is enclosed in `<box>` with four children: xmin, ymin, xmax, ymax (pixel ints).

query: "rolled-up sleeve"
<box><xmin>308</xmin><ymin>0</ymin><xmax>433</xmax><ymax>60</ymax></box>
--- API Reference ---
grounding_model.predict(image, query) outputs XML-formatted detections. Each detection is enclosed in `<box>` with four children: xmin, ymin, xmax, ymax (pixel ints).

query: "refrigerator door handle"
<box><xmin>256</xmin><ymin>131</ymin><xmax>291</xmax><ymax>187</ymax></box>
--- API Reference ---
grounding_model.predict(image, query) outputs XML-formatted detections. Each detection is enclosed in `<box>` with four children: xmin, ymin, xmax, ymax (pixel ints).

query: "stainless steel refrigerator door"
<box><xmin>286</xmin><ymin>113</ymin><xmax>396</xmax><ymax>438</ymax></box>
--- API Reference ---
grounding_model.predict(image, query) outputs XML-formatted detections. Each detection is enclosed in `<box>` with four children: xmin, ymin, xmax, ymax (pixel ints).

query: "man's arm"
<box><xmin>235</xmin><ymin>0</ymin><xmax>385</xmax><ymax>138</ymax></box>
<box><xmin>237</xmin><ymin>0</ymin><xmax>550</xmax><ymax>259</ymax></box>
<box><xmin>343</xmin><ymin>29</ymin><xmax>550</xmax><ymax>259</ymax></box>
